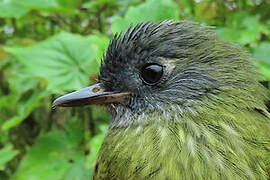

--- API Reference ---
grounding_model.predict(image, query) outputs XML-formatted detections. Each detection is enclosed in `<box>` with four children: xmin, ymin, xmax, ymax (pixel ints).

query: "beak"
<box><xmin>52</xmin><ymin>83</ymin><xmax>130</xmax><ymax>108</ymax></box>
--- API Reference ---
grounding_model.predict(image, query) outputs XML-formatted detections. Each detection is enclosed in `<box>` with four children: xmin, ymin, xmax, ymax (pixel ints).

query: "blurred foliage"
<box><xmin>0</xmin><ymin>0</ymin><xmax>269</xmax><ymax>179</ymax></box>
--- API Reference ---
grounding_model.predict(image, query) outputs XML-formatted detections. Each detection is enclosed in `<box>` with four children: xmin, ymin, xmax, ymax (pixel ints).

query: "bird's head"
<box><xmin>53</xmin><ymin>20</ymin><xmax>264</xmax><ymax>128</ymax></box>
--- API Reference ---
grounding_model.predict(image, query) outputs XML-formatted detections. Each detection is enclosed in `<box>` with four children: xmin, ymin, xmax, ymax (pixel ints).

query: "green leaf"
<box><xmin>4</xmin><ymin>57</ymin><xmax>42</xmax><ymax>94</ymax></box>
<box><xmin>56</xmin><ymin>0</ymin><xmax>80</xmax><ymax>9</ymax></box>
<box><xmin>12</xmin><ymin>121</ymin><xmax>90</xmax><ymax>180</ymax></box>
<box><xmin>257</xmin><ymin>62</ymin><xmax>270</xmax><ymax>81</ymax></box>
<box><xmin>2</xmin><ymin>89</ymin><xmax>47</xmax><ymax>131</ymax></box>
<box><xmin>83</xmin><ymin>0</ymin><xmax>119</xmax><ymax>9</ymax></box>
<box><xmin>217</xmin><ymin>13</ymin><xmax>269</xmax><ymax>46</ymax></box>
<box><xmin>111</xmin><ymin>0</ymin><xmax>179</xmax><ymax>33</ymax></box>
<box><xmin>0</xmin><ymin>56</ymin><xmax>47</xmax><ymax>129</ymax></box>
<box><xmin>86</xmin><ymin>124</ymin><xmax>107</xmax><ymax>177</ymax></box>
<box><xmin>217</xmin><ymin>27</ymin><xmax>241</xmax><ymax>43</ymax></box>
<box><xmin>0</xmin><ymin>0</ymin><xmax>29</xmax><ymax>18</ymax></box>
<box><xmin>253</xmin><ymin>42</ymin><xmax>270</xmax><ymax>65</ymax></box>
<box><xmin>87</xmin><ymin>34</ymin><xmax>110</xmax><ymax>60</ymax></box>
<box><xmin>0</xmin><ymin>144</ymin><xmax>19</xmax><ymax>171</ymax></box>
<box><xmin>5</xmin><ymin>32</ymin><xmax>98</xmax><ymax>93</ymax></box>
<box><xmin>217</xmin><ymin>27</ymin><xmax>260</xmax><ymax>46</ymax></box>
<box><xmin>10</xmin><ymin>0</ymin><xmax>78</xmax><ymax>13</ymax></box>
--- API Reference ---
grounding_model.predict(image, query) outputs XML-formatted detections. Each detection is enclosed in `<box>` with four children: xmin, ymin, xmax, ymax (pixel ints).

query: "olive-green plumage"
<box><xmin>92</xmin><ymin>21</ymin><xmax>270</xmax><ymax>180</ymax></box>
<box><xmin>54</xmin><ymin>20</ymin><xmax>270</xmax><ymax>180</ymax></box>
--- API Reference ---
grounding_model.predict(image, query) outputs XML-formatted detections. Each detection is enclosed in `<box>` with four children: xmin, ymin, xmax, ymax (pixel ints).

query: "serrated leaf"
<box><xmin>0</xmin><ymin>0</ymin><xmax>29</xmax><ymax>18</ymax></box>
<box><xmin>111</xmin><ymin>0</ymin><xmax>179</xmax><ymax>33</ymax></box>
<box><xmin>0</xmin><ymin>144</ymin><xmax>19</xmax><ymax>171</ymax></box>
<box><xmin>12</xmin><ymin>122</ymin><xmax>90</xmax><ymax>180</ymax></box>
<box><xmin>5</xmin><ymin>32</ymin><xmax>98</xmax><ymax>93</ymax></box>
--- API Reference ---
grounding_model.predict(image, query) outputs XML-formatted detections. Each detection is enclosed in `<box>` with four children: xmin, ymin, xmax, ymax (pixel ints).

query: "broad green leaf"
<box><xmin>10</xmin><ymin>0</ymin><xmax>78</xmax><ymax>13</ymax></box>
<box><xmin>217</xmin><ymin>13</ymin><xmax>269</xmax><ymax>46</ymax></box>
<box><xmin>11</xmin><ymin>0</ymin><xmax>57</xmax><ymax>9</ymax></box>
<box><xmin>83</xmin><ymin>0</ymin><xmax>119</xmax><ymax>9</ymax></box>
<box><xmin>87</xmin><ymin>34</ymin><xmax>110</xmax><ymax>60</ymax></box>
<box><xmin>253</xmin><ymin>42</ymin><xmax>270</xmax><ymax>65</ymax></box>
<box><xmin>4</xmin><ymin>57</ymin><xmax>43</xmax><ymax>94</ymax></box>
<box><xmin>111</xmin><ymin>0</ymin><xmax>179</xmax><ymax>33</ymax></box>
<box><xmin>5</xmin><ymin>32</ymin><xmax>98</xmax><ymax>93</ymax></box>
<box><xmin>2</xmin><ymin>89</ymin><xmax>47</xmax><ymax>131</ymax></box>
<box><xmin>12</xmin><ymin>121</ymin><xmax>90</xmax><ymax>180</ymax></box>
<box><xmin>217</xmin><ymin>27</ymin><xmax>241</xmax><ymax>43</ymax></box>
<box><xmin>257</xmin><ymin>62</ymin><xmax>270</xmax><ymax>81</ymax></box>
<box><xmin>217</xmin><ymin>27</ymin><xmax>261</xmax><ymax>46</ymax></box>
<box><xmin>242</xmin><ymin>16</ymin><xmax>269</xmax><ymax>36</ymax></box>
<box><xmin>0</xmin><ymin>56</ymin><xmax>46</xmax><ymax>129</ymax></box>
<box><xmin>56</xmin><ymin>0</ymin><xmax>80</xmax><ymax>9</ymax></box>
<box><xmin>0</xmin><ymin>0</ymin><xmax>28</xmax><ymax>18</ymax></box>
<box><xmin>0</xmin><ymin>144</ymin><xmax>19</xmax><ymax>171</ymax></box>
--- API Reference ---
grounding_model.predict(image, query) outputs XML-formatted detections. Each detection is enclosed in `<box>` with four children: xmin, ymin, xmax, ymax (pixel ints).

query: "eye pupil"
<box><xmin>141</xmin><ymin>64</ymin><xmax>163</xmax><ymax>85</ymax></box>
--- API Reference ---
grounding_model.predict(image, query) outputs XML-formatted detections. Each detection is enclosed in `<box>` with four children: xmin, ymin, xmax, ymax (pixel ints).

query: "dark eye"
<box><xmin>140</xmin><ymin>63</ymin><xmax>163</xmax><ymax>85</ymax></box>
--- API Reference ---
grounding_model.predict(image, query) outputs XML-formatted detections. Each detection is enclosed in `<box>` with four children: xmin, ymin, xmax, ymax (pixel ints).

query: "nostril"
<box><xmin>92</xmin><ymin>86</ymin><xmax>101</xmax><ymax>93</ymax></box>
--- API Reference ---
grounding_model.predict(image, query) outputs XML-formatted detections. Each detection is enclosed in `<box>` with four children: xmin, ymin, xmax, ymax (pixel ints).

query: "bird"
<box><xmin>52</xmin><ymin>20</ymin><xmax>270</xmax><ymax>180</ymax></box>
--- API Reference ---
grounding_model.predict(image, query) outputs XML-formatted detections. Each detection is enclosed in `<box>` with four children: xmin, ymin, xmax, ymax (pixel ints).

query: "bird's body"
<box><xmin>53</xmin><ymin>20</ymin><xmax>270</xmax><ymax>180</ymax></box>
<box><xmin>95</xmin><ymin>105</ymin><xmax>270</xmax><ymax>179</ymax></box>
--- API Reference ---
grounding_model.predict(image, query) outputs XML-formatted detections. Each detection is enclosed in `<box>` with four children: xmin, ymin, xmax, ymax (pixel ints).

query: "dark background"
<box><xmin>0</xmin><ymin>0</ymin><xmax>269</xmax><ymax>179</ymax></box>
